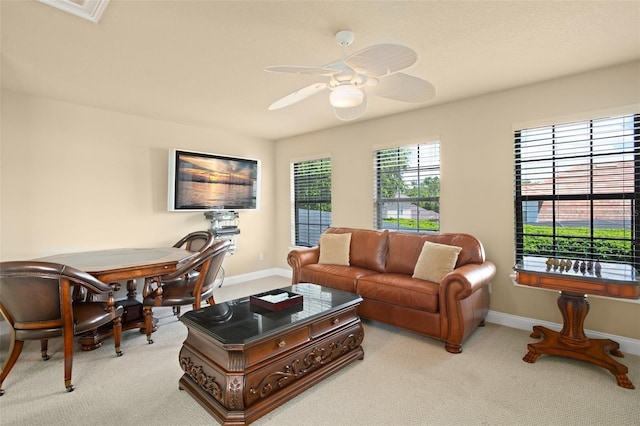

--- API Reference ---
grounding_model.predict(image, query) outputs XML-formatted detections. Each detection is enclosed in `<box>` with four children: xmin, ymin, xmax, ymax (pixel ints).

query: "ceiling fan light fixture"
<box><xmin>329</xmin><ymin>84</ymin><xmax>364</xmax><ymax>108</ymax></box>
<box><xmin>334</xmin><ymin>95</ymin><xmax>367</xmax><ymax>121</ymax></box>
<box><xmin>266</xmin><ymin>30</ymin><xmax>436</xmax><ymax>120</ymax></box>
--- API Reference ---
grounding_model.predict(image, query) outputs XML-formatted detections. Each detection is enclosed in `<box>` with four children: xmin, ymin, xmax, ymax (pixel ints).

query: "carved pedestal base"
<box><xmin>523</xmin><ymin>292</ymin><xmax>634</xmax><ymax>389</ymax></box>
<box><xmin>79</xmin><ymin>298</ymin><xmax>156</xmax><ymax>351</ymax></box>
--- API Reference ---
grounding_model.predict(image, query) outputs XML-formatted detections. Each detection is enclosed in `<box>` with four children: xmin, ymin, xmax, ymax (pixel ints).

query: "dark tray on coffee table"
<box><xmin>249</xmin><ymin>289</ymin><xmax>303</xmax><ymax>312</ymax></box>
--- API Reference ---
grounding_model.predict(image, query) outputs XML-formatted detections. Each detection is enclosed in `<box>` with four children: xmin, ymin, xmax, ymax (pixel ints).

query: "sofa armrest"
<box><xmin>439</xmin><ymin>261</ymin><xmax>497</xmax><ymax>353</ymax></box>
<box><xmin>287</xmin><ymin>247</ymin><xmax>320</xmax><ymax>284</ymax></box>
<box><xmin>441</xmin><ymin>261</ymin><xmax>497</xmax><ymax>300</ymax></box>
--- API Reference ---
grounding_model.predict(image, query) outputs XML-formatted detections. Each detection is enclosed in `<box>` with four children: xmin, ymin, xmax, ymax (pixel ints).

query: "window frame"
<box><xmin>514</xmin><ymin>113</ymin><xmax>639</xmax><ymax>269</ymax></box>
<box><xmin>373</xmin><ymin>142</ymin><xmax>441</xmax><ymax>233</ymax></box>
<box><xmin>291</xmin><ymin>157</ymin><xmax>332</xmax><ymax>247</ymax></box>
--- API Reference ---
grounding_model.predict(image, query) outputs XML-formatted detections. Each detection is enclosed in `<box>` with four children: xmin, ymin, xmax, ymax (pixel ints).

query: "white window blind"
<box><xmin>514</xmin><ymin>113</ymin><xmax>639</xmax><ymax>268</ymax></box>
<box><xmin>373</xmin><ymin>142</ymin><xmax>440</xmax><ymax>233</ymax></box>
<box><xmin>292</xmin><ymin>158</ymin><xmax>332</xmax><ymax>247</ymax></box>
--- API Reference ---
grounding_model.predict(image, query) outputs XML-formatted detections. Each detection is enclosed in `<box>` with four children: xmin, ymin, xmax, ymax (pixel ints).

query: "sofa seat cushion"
<box><xmin>300</xmin><ymin>264</ymin><xmax>379</xmax><ymax>293</ymax></box>
<box><xmin>357</xmin><ymin>273</ymin><xmax>439</xmax><ymax>313</ymax></box>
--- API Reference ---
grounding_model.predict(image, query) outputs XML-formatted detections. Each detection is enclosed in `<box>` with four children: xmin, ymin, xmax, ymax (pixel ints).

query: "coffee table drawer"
<box><xmin>310</xmin><ymin>307</ymin><xmax>359</xmax><ymax>338</ymax></box>
<box><xmin>245</xmin><ymin>322</ymin><xmax>364</xmax><ymax>407</ymax></box>
<box><xmin>246</xmin><ymin>326</ymin><xmax>310</xmax><ymax>366</ymax></box>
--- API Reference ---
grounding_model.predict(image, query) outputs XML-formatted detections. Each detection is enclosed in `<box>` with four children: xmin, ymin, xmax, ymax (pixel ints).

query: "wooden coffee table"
<box><xmin>178</xmin><ymin>283</ymin><xmax>364</xmax><ymax>425</ymax></box>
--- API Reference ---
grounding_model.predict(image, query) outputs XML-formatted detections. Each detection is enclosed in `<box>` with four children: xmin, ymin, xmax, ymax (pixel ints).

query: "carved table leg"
<box><xmin>523</xmin><ymin>291</ymin><xmax>634</xmax><ymax>389</ymax></box>
<box><xmin>126</xmin><ymin>279</ymin><xmax>137</xmax><ymax>299</ymax></box>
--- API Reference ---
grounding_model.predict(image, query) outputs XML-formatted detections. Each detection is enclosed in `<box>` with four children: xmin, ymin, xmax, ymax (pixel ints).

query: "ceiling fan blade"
<box><xmin>371</xmin><ymin>73</ymin><xmax>436</xmax><ymax>103</ymax></box>
<box><xmin>268</xmin><ymin>82</ymin><xmax>328</xmax><ymax>110</ymax></box>
<box><xmin>333</xmin><ymin>94</ymin><xmax>368</xmax><ymax>121</ymax></box>
<box><xmin>344</xmin><ymin>44</ymin><xmax>417</xmax><ymax>78</ymax></box>
<box><xmin>264</xmin><ymin>66</ymin><xmax>340</xmax><ymax>76</ymax></box>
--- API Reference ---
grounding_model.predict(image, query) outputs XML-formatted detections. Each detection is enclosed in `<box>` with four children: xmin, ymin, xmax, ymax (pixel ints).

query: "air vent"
<box><xmin>37</xmin><ymin>0</ymin><xmax>109</xmax><ymax>23</ymax></box>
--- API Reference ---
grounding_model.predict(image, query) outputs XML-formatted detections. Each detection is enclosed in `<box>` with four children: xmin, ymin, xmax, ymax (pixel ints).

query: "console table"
<box><xmin>514</xmin><ymin>256</ymin><xmax>639</xmax><ymax>389</ymax></box>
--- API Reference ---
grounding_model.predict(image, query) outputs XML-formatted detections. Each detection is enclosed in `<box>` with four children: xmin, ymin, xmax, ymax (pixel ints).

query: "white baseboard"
<box><xmin>486</xmin><ymin>310</ymin><xmax>640</xmax><ymax>356</ymax></box>
<box><xmin>223</xmin><ymin>267</ymin><xmax>291</xmax><ymax>286</ymax></box>
<box><xmin>224</xmin><ymin>270</ymin><xmax>640</xmax><ymax>356</ymax></box>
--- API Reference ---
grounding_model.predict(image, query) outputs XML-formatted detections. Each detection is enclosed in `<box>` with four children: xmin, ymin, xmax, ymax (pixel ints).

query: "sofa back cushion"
<box><xmin>318</xmin><ymin>233</ymin><xmax>351</xmax><ymax>265</ymax></box>
<box><xmin>324</xmin><ymin>227</ymin><xmax>388</xmax><ymax>273</ymax></box>
<box><xmin>386</xmin><ymin>232</ymin><xmax>485</xmax><ymax>275</ymax></box>
<box><xmin>412</xmin><ymin>241</ymin><xmax>463</xmax><ymax>283</ymax></box>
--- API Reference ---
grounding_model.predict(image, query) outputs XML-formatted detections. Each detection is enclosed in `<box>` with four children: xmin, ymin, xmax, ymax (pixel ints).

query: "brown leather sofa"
<box><xmin>287</xmin><ymin>227</ymin><xmax>497</xmax><ymax>353</ymax></box>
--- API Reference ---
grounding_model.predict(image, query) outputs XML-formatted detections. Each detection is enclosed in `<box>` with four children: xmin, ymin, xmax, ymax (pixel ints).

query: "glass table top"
<box><xmin>179</xmin><ymin>283</ymin><xmax>362</xmax><ymax>345</ymax></box>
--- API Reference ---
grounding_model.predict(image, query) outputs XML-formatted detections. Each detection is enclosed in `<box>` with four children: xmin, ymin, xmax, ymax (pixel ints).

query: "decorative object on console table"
<box><xmin>514</xmin><ymin>256</ymin><xmax>640</xmax><ymax>389</ymax></box>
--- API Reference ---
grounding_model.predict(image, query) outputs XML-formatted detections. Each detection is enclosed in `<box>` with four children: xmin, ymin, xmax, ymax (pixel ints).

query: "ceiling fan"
<box><xmin>265</xmin><ymin>30</ymin><xmax>436</xmax><ymax>121</ymax></box>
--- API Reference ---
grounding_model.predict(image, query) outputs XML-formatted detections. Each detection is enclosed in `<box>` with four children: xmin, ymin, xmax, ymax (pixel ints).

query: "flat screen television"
<box><xmin>168</xmin><ymin>149</ymin><xmax>260</xmax><ymax>211</ymax></box>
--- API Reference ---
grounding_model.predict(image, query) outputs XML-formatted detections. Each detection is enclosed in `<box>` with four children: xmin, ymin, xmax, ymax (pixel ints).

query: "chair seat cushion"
<box><xmin>15</xmin><ymin>328</ymin><xmax>64</xmax><ymax>341</ymax></box>
<box><xmin>73</xmin><ymin>302</ymin><xmax>123</xmax><ymax>333</ymax></box>
<box><xmin>142</xmin><ymin>283</ymin><xmax>214</xmax><ymax>307</ymax></box>
<box><xmin>162</xmin><ymin>271</ymin><xmax>199</xmax><ymax>287</ymax></box>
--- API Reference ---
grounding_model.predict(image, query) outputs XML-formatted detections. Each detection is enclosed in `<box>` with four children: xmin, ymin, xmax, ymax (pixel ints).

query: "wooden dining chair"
<box><xmin>142</xmin><ymin>239</ymin><xmax>230</xmax><ymax>344</ymax></box>
<box><xmin>173</xmin><ymin>230</ymin><xmax>216</xmax><ymax>253</ymax></box>
<box><xmin>167</xmin><ymin>230</ymin><xmax>216</xmax><ymax>316</ymax></box>
<box><xmin>0</xmin><ymin>261</ymin><xmax>124</xmax><ymax>396</ymax></box>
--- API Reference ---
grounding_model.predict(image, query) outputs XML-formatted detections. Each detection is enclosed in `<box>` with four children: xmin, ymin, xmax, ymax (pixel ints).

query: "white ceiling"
<box><xmin>2</xmin><ymin>1</ymin><xmax>639</xmax><ymax>140</ymax></box>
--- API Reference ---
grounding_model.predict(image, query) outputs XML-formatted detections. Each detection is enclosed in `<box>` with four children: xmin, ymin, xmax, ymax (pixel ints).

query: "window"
<box><xmin>292</xmin><ymin>158</ymin><xmax>332</xmax><ymax>247</ymax></box>
<box><xmin>514</xmin><ymin>114</ymin><xmax>639</xmax><ymax>269</ymax></box>
<box><xmin>374</xmin><ymin>142</ymin><xmax>440</xmax><ymax>233</ymax></box>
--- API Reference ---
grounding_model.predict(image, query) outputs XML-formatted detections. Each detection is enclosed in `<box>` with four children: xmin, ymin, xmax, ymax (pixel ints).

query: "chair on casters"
<box><xmin>142</xmin><ymin>239</ymin><xmax>231</xmax><ymax>344</ymax></box>
<box><xmin>0</xmin><ymin>261</ymin><xmax>124</xmax><ymax>396</ymax></box>
<box><xmin>173</xmin><ymin>230</ymin><xmax>215</xmax><ymax>253</ymax></box>
<box><xmin>168</xmin><ymin>230</ymin><xmax>216</xmax><ymax>316</ymax></box>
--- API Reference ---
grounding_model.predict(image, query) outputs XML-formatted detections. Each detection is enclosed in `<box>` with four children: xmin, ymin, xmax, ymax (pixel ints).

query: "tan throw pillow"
<box><xmin>318</xmin><ymin>233</ymin><xmax>351</xmax><ymax>266</ymax></box>
<box><xmin>412</xmin><ymin>240</ymin><xmax>462</xmax><ymax>283</ymax></box>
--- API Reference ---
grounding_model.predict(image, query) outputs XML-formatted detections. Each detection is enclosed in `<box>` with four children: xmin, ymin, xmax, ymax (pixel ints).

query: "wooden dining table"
<box><xmin>36</xmin><ymin>247</ymin><xmax>198</xmax><ymax>350</ymax></box>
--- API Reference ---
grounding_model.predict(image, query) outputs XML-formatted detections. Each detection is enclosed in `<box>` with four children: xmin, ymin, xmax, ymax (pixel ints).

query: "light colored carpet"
<box><xmin>1</xmin><ymin>276</ymin><xmax>638</xmax><ymax>425</ymax></box>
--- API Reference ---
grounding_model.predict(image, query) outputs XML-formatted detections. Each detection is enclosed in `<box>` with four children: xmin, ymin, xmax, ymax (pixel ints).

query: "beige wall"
<box><xmin>0</xmin><ymin>90</ymin><xmax>276</xmax><ymax>276</ymax></box>
<box><xmin>2</xmin><ymin>62</ymin><xmax>638</xmax><ymax>340</ymax></box>
<box><xmin>274</xmin><ymin>61</ymin><xmax>640</xmax><ymax>339</ymax></box>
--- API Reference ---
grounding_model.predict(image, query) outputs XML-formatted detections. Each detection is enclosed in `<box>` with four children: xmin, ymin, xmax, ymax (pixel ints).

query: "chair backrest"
<box><xmin>0</xmin><ymin>261</ymin><xmax>113</xmax><ymax>330</ymax></box>
<box><xmin>197</xmin><ymin>240</ymin><xmax>230</xmax><ymax>294</ymax></box>
<box><xmin>173</xmin><ymin>230</ymin><xmax>215</xmax><ymax>253</ymax></box>
<box><xmin>161</xmin><ymin>239</ymin><xmax>230</xmax><ymax>295</ymax></box>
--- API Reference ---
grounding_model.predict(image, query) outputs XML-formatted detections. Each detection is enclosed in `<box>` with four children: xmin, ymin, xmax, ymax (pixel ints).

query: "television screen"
<box><xmin>168</xmin><ymin>149</ymin><xmax>260</xmax><ymax>211</ymax></box>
